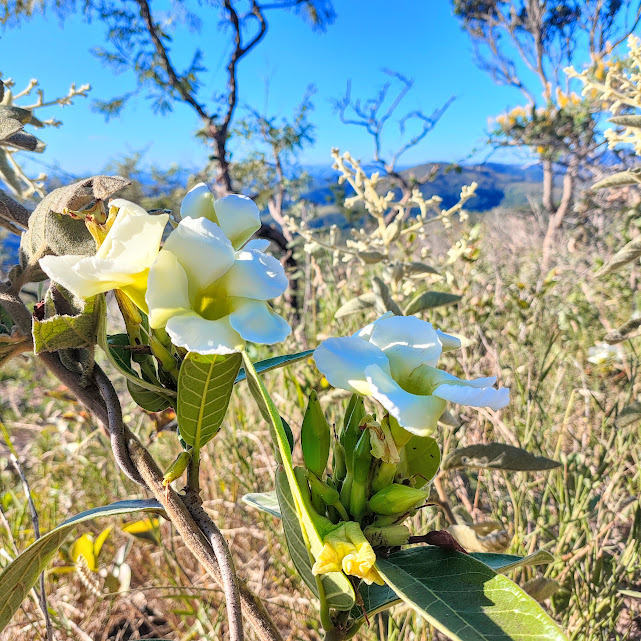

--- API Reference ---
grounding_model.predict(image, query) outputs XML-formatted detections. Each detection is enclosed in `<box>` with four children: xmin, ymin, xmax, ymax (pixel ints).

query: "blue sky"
<box><xmin>1</xmin><ymin>1</ymin><xmax>562</xmax><ymax>177</ymax></box>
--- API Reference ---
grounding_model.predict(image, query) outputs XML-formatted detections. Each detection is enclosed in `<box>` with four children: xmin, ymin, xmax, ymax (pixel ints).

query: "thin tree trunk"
<box><xmin>541</xmin><ymin>159</ymin><xmax>576</xmax><ymax>271</ymax></box>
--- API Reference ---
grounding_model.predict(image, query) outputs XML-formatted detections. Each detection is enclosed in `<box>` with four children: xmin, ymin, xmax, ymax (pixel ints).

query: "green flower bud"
<box><xmin>368</xmin><ymin>483</ymin><xmax>429</xmax><ymax>516</ymax></box>
<box><xmin>301</xmin><ymin>390</ymin><xmax>330</xmax><ymax>478</ymax></box>
<box><xmin>162</xmin><ymin>450</ymin><xmax>192</xmax><ymax>487</ymax></box>
<box><xmin>340</xmin><ymin>396</ymin><xmax>365</xmax><ymax>475</ymax></box>
<box><xmin>371</xmin><ymin>461</ymin><xmax>397</xmax><ymax>493</ymax></box>
<box><xmin>350</xmin><ymin>430</ymin><xmax>372</xmax><ymax>521</ymax></box>
<box><xmin>363</xmin><ymin>524</ymin><xmax>410</xmax><ymax>547</ymax></box>
<box><xmin>372</xmin><ymin>513</ymin><xmax>406</xmax><ymax>527</ymax></box>
<box><xmin>353</xmin><ymin>429</ymin><xmax>372</xmax><ymax>485</ymax></box>
<box><xmin>307</xmin><ymin>471</ymin><xmax>340</xmax><ymax>505</ymax></box>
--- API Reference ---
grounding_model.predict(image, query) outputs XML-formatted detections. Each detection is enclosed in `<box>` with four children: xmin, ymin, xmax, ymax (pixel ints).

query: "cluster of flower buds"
<box><xmin>299</xmin><ymin>390</ymin><xmax>432</xmax><ymax>585</ymax></box>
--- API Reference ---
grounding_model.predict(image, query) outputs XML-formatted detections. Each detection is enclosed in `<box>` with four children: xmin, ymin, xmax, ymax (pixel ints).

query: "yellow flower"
<box><xmin>556</xmin><ymin>88</ymin><xmax>570</xmax><ymax>109</ymax></box>
<box><xmin>312</xmin><ymin>521</ymin><xmax>384</xmax><ymax>585</ymax></box>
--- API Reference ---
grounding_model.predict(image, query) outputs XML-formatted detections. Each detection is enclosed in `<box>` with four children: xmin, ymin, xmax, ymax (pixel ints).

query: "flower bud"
<box><xmin>162</xmin><ymin>450</ymin><xmax>192</xmax><ymax>487</ymax></box>
<box><xmin>301</xmin><ymin>390</ymin><xmax>330</xmax><ymax>478</ymax></box>
<box><xmin>368</xmin><ymin>483</ymin><xmax>429</xmax><ymax>516</ymax></box>
<box><xmin>363</xmin><ymin>524</ymin><xmax>410</xmax><ymax>547</ymax></box>
<box><xmin>340</xmin><ymin>395</ymin><xmax>365</xmax><ymax>475</ymax></box>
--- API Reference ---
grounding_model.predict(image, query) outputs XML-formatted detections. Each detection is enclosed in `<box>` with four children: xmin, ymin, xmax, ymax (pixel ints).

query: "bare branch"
<box><xmin>134</xmin><ymin>0</ymin><xmax>210</xmax><ymax>122</ymax></box>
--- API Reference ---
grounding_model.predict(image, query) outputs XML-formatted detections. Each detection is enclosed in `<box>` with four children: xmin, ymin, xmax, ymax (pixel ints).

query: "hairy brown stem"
<box><xmin>183</xmin><ymin>489</ymin><xmax>244</xmax><ymax>641</ymax></box>
<box><xmin>93</xmin><ymin>365</ymin><xmax>147</xmax><ymax>487</ymax></box>
<box><xmin>128</xmin><ymin>437</ymin><xmax>283</xmax><ymax>641</ymax></box>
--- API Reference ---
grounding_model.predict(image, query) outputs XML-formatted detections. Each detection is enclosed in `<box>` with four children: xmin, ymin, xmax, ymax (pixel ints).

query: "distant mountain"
<box><xmin>301</xmin><ymin>161</ymin><xmax>544</xmax><ymax>216</ymax></box>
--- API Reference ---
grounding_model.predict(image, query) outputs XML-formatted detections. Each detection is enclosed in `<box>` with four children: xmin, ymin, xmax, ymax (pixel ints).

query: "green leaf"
<box><xmin>0</xmin><ymin>499</ymin><xmax>163</xmax><ymax>633</ymax></box>
<box><xmin>127</xmin><ymin>380</ymin><xmax>172</xmax><ymax>412</ymax></box>
<box><xmin>595</xmin><ymin>234</ymin><xmax>641</xmax><ymax>278</ymax></box>
<box><xmin>404</xmin><ymin>435</ymin><xmax>440</xmax><ymax>487</ymax></box>
<box><xmin>353</xmin><ymin>549</ymin><xmax>555</xmax><ymax>623</ymax></box>
<box><xmin>604</xmin><ymin>317</ymin><xmax>641</xmax><ymax>344</ymax></box>
<box><xmin>615</xmin><ymin>401</ymin><xmax>641</xmax><ymax>428</ymax></box>
<box><xmin>98</xmin><ymin>328</ymin><xmax>176</xmax><ymax>399</ymax></box>
<box><xmin>404</xmin><ymin>291</ymin><xmax>462</xmax><ymax>316</ymax></box>
<box><xmin>235</xmin><ymin>350</ymin><xmax>313</xmax><ymax>384</ymax></box>
<box><xmin>335</xmin><ymin>293</ymin><xmax>377</xmax><ymax>319</ymax></box>
<box><xmin>177</xmin><ymin>352</ymin><xmax>242</xmax><ymax>448</ymax></box>
<box><xmin>358</xmin><ymin>250</ymin><xmax>387</xmax><ymax>264</ymax></box>
<box><xmin>592</xmin><ymin>169</ymin><xmax>641</xmax><ymax>190</ymax></box>
<box><xmin>373</xmin><ymin>277</ymin><xmax>403</xmax><ymax>316</ymax></box>
<box><xmin>32</xmin><ymin>295</ymin><xmax>105</xmax><ymax>354</ymax></box>
<box><xmin>608</xmin><ymin>115</ymin><xmax>641</xmax><ymax>129</ymax></box>
<box><xmin>376</xmin><ymin>547</ymin><xmax>567</xmax><ymax>640</ymax></box>
<box><xmin>241</xmin><ymin>353</ymin><xmax>355</xmax><ymax>610</ymax></box>
<box><xmin>406</xmin><ymin>261</ymin><xmax>440</xmax><ymax>276</ymax></box>
<box><xmin>442</xmin><ymin>443</ymin><xmax>560</xmax><ymax>472</ymax></box>
<box><xmin>470</xmin><ymin>550</ymin><xmax>555</xmax><ymax>573</ymax></box>
<box><xmin>242</xmin><ymin>491</ymin><xmax>281</xmax><ymax>518</ymax></box>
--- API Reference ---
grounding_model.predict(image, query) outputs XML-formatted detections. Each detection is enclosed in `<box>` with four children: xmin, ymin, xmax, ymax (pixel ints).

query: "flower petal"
<box><xmin>146</xmin><ymin>249</ymin><xmax>192</xmax><ymax>328</ymax></box>
<box><xmin>436</xmin><ymin>329</ymin><xmax>461</xmax><ymax>352</ymax></box>
<box><xmin>98</xmin><ymin>209</ymin><xmax>168</xmax><ymax>266</ymax></box>
<box><xmin>365</xmin><ymin>364</ymin><xmax>446</xmax><ymax>436</ymax></box>
<box><xmin>433</xmin><ymin>382</ymin><xmax>510</xmax><ymax>411</ymax></box>
<box><xmin>222</xmin><ymin>249</ymin><xmax>288</xmax><ymax>300</ymax></box>
<box><xmin>180</xmin><ymin>182</ymin><xmax>217</xmax><ymax>223</ymax></box>
<box><xmin>109</xmin><ymin>199</ymin><xmax>150</xmax><ymax>218</ymax></box>
<box><xmin>228</xmin><ymin>299</ymin><xmax>291</xmax><ymax>345</ymax></box>
<box><xmin>368</xmin><ymin>315</ymin><xmax>443</xmax><ymax>382</ymax></box>
<box><xmin>40</xmin><ymin>255</ymin><xmax>141</xmax><ymax>298</ymax></box>
<box><xmin>165</xmin><ymin>313</ymin><xmax>244</xmax><ymax>355</ymax></box>
<box><xmin>213</xmin><ymin>194</ymin><xmax>261</xmax><ymax>249</ymax></box>
<box><xmin>313</xmin><ymin>337</ymin><xmax>391</xmax><ymax>396</ymax></box>
<box><xmin>353</xmin><ymin>311</ymin><xmax>395</xmax><ymax>341</ymax></box>
<box><xmin>163</xmin><ymin>217</ymin><xmax>235</xmax><ymax>292</ymax></box>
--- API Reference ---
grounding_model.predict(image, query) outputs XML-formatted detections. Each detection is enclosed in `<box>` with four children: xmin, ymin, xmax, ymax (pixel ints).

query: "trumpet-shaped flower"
<box><xmin>314</xmin><ymin>314</ymin><xmax>509</xmax><ymax>436</ymax></box>
<box><xmin>146</xmin><ymin>191</ymin><xmax>290</xmax><ymax>355</ymax></box>
<box><xmin>180</xmin><ymin>182</ymin><xmax>261</xmax><ymax>249</ymax></box>
<box><xmin>312</xmin><ymin>521</ymin><xmax>384</xmax><ymax>586</ymax></box>
<box><xmin>39</xmin><ymin>200</ymin><xmax>168</xmax><ymax>311</ymax></box>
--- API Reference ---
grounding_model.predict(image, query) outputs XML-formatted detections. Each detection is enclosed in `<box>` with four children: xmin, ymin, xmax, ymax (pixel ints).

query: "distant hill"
<box><xmin>301</xmin><ymin>161</ymin><xmax>544</xmax><ymax>216</ymax></box>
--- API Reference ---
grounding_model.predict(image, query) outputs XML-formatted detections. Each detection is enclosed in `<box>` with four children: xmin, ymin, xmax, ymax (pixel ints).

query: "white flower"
<box><xmin>146</xmin><ymin>189</ymin><xmax>290</xmax><ymax>355</ymax></box>
<box><xmin>313</xmin><ymin>314</ymin><xmax>509</xmax><ymax>436</ymax></box>
<box><xmin>39</xmin><ymin>199</ymin><xmax>168</xmax><ymax>311</ymax></box>
<box><xmin>587</xmin><ymin>343</ymin><xmax>620</xmax><ymax>366</ymax></box>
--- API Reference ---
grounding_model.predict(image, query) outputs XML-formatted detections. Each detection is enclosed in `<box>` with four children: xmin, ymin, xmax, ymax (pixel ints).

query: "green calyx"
<box><xmin>301</xmin><ymin>390</ymin><xmax>331</xmax><ymax>478</ymax></box>
<box><xmin>368</xmin><ymin>483</ymin><xmax>429</xmax><ymax>516</ymax></box>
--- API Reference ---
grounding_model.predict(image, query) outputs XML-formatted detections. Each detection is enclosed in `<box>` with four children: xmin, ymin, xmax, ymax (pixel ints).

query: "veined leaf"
<box><xmin>241</xmin><ymin>353</ymin><xmax>355</xmax><ymax>610</ymax></box>
<box><xmin>242</xmin><ymin>490</ymin><xmax>281</xmax><ymax>519</ymax></box>
<box><xmin>442</xmin><ymin>443</ymin><xmax>560</xmax><ymax>472</ymax></box>
<box><xmin>0</xmin><ymin>499</ymin><xmax>163</xmax><ymax>632</ymax></box>
<box><xmin>98</xmin><ymin>328</ymin><xmax>176</xmax><ymax>399</ymax></box>
<box><xmin>375</xmin><ymin>547</ymin><xmax>567</xmax><ymax>640</ymax></box>
<box><xmin>177</xmin><ymin>352</ymin><xmax>242</xmax><ymax>448</ymax></box>
<box><xmin>32</xmin><ymin>294</ymin><xmax>105</xmax><ymax>354</ymax></box>
<box><xmin>404</xmin><ymin>291</ymin><xmax>462</xmax><ymax>316</ymax></box>
<box><xmin>353</xmin><ymin>548</ymin><xmax>555</xmax><ymax>623</ymax></box>
<box><xmin>404</xmin><ymin>435</ymin><xmax>440</xmax><ymax>487</ymax></box>
<box><xmin>235</xmin><ymin>350</ymin><xmax>313</xmax><ymax>384</ymax></box>
<box><xmin>335</xmin><ymin>293</ymin><xmax>377</xmax><ymax>319</ymax></box>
